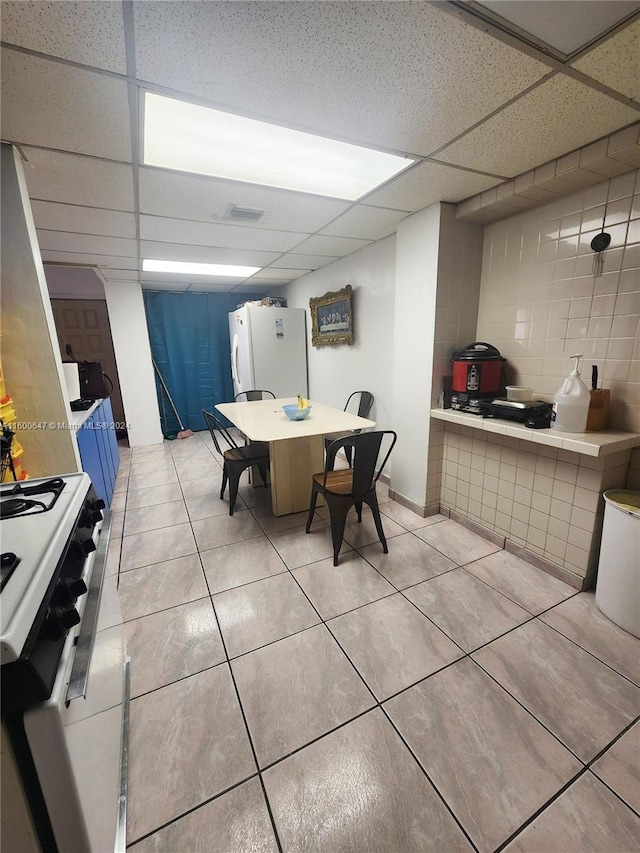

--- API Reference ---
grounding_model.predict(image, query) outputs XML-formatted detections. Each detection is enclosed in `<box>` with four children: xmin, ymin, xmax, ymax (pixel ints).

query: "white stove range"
<box><xmin>1</xmin><ymin>473</ymin><xmax>128</xmax><ymax>853</ymax></box>
<box><xmin>1</xmin><ymin>473</ymin><xmax>102</xmax><ymax>665</ymax></box>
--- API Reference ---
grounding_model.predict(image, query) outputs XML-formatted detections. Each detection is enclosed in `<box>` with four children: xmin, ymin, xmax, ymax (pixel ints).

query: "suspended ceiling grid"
<box><xmin>1</xmin><ymin>0</ymin><xmax>639</xmax><ymax>293</ymax></box>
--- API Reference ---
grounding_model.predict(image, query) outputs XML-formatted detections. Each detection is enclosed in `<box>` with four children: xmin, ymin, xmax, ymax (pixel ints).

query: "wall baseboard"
<box><xmin>449</xmin><ymin>509</ymin><xmax>505</xmax><ymax>548</ymax></box>
<box><xmin>446</xmin><ymin>508</ymin><xmax>587</xmax><ymax>591</ymax></box>
<box><xmin>504</xmin><ymin>540</ymin><xmax>586</xmax><ymax>591</ymax></box>
<box><xmin>387</xmin><ymin>487</ymin><xmax>440</xmax><ymax>518</ymax></box>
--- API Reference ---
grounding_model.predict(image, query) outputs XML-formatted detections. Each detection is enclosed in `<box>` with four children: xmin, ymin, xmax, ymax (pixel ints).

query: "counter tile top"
<box><xmin>431</xmin><ymin>408</ymin><xmax>640</xmax><ymax>457</ymax></box>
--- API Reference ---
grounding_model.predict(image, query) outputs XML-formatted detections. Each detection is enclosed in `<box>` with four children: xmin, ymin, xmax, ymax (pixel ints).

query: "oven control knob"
<box><xmin>42</xmin><ymin>606</ymin><xmax>81</xmax><ymax>640</ymax></box>
<box><xmin>59</xmin><ymin>606</ymin><xmax>81</xmax><ymax>631</ymax></box>
<box><xmin>64</xmin><ymin>577</ymin><xmax>88</xmax><ymax>603</ymax></box>
<box><xmin>78</xmin><ymin>538</ymin><xmax>97</xmax><ymax>557</ymax></box>
<box><xmin>78</xmin><ymin>506</ymin><xmax>103</xmax><ymax>528</ymax></box>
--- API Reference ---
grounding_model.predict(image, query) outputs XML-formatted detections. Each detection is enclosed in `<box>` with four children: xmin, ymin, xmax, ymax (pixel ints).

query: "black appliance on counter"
<box><xmin>450</xmin><ymin>342</ymin><xmax>506</xmax><ymax>413</ymax></box>
<box><xmin>481</xmin><ymin>399</ymin><xmax>552</xmax><ymax>427</ymax></box>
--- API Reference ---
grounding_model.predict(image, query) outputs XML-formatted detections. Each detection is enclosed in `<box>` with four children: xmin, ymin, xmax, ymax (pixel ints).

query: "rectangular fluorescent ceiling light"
<box><xmin>143</xmin><ymin>259</ymin><xmax>260</xmax><ymax>277</ymax></box>
<box><xmin>143</xmin><ymin>92</ymin><xmax>415</xmax><ymax>200</ymax></box>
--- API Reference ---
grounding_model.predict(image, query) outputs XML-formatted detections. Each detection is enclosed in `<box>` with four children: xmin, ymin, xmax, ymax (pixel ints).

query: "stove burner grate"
<box><xmin>0</xmin><ymin>477</ymin><xmax>66</xmax><ymax>517</ymax></box>
<box><xmin>0</xmin><ymin>552</ymin><xmax>20</xmax><ymax>590</ymax></box>
<box><xmin>0</xmin><ymin>498</ymin><xmax>46</xmax><ymax>519</ymax></box>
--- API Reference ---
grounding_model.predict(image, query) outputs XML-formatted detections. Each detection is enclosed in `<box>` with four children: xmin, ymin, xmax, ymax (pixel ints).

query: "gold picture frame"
<box><xmin>309</xmin><ymin>284</ymin><xmax>354</xmax><ymax>347</ymax></box>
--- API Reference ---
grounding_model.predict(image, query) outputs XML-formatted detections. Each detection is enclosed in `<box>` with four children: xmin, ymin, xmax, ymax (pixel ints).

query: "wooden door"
<box><xmin>51</xmin><ymin>299</ymin><xmax>126</xmax><ymax>431</ymax></box>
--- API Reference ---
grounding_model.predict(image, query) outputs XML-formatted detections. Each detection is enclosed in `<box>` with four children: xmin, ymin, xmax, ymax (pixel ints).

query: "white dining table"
<box><xmin>215</xmin><ymin>397</ymin><xmax>376</xmax><ymax>516</ymax></box>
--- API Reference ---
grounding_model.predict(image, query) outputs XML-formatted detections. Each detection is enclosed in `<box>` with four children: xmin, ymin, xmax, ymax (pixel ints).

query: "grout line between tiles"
<box><xmin>116</xmin><ymin>445</ymin><xmax>640</xmax><ymax>848</ymax></box>
<box><xmin>492</xmin><ymin>765</ymin><xmax>590</xmax><ymax>853</ymax></box>
<box><xmin>468</xmin><ymin>652</ymin><xmax>617</xmax><ymax>767</ymax></box>
<box><xmin>585</xmin><ymin>713</ymin><xmax>640</xmax><ymax>774</ymax></box>
<box><xmin>587</xmin><ymin>747</ymin><xmax>640</xmax><ymax>821</ymax></box>
<box><xmin>376</xmin><ymin>702</ymin><xmax>482</xmax><ymax>852</ymax></box>
<box><xmin>537</xmin><ymin>616</ymin><xmax>640</xmax><ymax>689</ymax></box>
<box><xmin>124</xmin><ymin>770</ymin><xmax>261</xmax><ymax>849</ymax></box>
<box><xmin>457</xmin><ymin>563</ymin><xmax>581</xmax><ymax>617</ymax></box>
<box><xmin>197</xmin><ymin>547</ymin><xmax>284</xmax><ymax>853</ymax></box>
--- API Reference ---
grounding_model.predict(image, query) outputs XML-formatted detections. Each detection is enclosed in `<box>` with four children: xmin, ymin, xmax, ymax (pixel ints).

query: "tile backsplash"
<box><xmin>476</xmin><ymin>169</ymin><xmax>640</xmax><ymax>431</ymax></box>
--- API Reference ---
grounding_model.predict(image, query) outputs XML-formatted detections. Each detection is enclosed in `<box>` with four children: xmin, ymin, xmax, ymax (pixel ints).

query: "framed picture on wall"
<box><xmin>310</xmin><ymin>284</ymin><xmax>354</xmax><ymax>347</ymax></box>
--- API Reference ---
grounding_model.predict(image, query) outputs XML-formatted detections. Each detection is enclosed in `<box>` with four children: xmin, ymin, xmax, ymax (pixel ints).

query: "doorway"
<box><xmin>51</xmin><ymin>299</ymin><xmax>126</xmax><ymax>437</ymax></box>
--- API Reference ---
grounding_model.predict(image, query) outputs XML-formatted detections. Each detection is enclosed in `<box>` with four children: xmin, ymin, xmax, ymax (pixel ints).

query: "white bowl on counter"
<box><xmin>505</xmin><ymin>386</ymin><xmax>533</xmax><ymax>402</ymax></box>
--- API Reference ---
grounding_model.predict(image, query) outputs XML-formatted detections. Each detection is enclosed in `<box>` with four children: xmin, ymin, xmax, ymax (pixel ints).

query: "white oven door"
<box><xmin>23</xmin><ymin>573</ymin><xmax>127</xmax><ymax>853</ymax></box>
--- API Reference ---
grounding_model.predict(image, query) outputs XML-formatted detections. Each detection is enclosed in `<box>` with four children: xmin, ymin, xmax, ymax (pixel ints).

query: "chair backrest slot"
<box><xmin>344</xmin><ymin>391</ymin><xmax>374</xmax><ymax>419</ymax></box>
<box><xmin>235</xmin><ymin>390</ymin><xmax>276</xmax><ymax>402</ymax></box>
<box><xmin>325</xmin><ymin>430</ymin><xmax>396</xmax><ymax>502</ymax></box>
<box><xmin>201</xmin><ymin>409</ymin><xmax>239</xmax><ymax>452</ymax></box>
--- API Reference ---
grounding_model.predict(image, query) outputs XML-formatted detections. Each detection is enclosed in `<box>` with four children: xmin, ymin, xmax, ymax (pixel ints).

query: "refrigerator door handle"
<box><xmin>231</xmin><ymin>333</ymin><xmax>240</xmax><ymax>389</ymax></box>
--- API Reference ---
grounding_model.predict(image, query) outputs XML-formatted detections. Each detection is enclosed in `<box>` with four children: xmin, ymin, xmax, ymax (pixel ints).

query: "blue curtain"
<box><xmin>144</xmin><ymin>291</ymin><xmax>255</xmax><ymax>435</ymax></box>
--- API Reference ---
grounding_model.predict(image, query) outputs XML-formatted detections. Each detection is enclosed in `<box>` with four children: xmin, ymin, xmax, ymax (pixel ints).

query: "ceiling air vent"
<box><xmin>224</xmin><ymin>204</ymin><xmax>266</xmax><ymax>223</ymax></box>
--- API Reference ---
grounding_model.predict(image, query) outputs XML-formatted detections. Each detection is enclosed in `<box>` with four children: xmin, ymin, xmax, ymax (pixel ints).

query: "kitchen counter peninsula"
<box><xmin>431</xmin><ymin>407</ymin><xmax>640</xmax><ymax>457</ymax></box>
<box><xmin>430</xmin><ymin>407</ymin><xmax>639</xmax><ymax>589</ymax></box>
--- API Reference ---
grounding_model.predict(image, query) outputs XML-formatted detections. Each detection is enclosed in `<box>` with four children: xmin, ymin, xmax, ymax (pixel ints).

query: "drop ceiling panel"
<box><xmin>292</xmin><ymin>234</ymin><xmax>371</xmax><ymax>257</ymax></box>
<box><xmin>243</xmin><ymin>279</ymin><xmax>294</xmax><ymax>288</ymax></box>
<box><xmin>1</xmin><ymin>50</ymin><xmax>132</xmax><ymax>160</ymax></box>
<box><xmin>140</xmin><ymin>270</ymin><xmax>255</xmax><ymax>288</ymax></box>
<box><xmin>32</xmin><ymin>201</ymin><xmax>136</xmax><ymax>239</ymax></box>
<box><xmin>364</xmin><ymin>161</ymin><xmax>502</xmax><ymax>211</ymax></box>
<box><xmin>36</xmin><ymin>231</ymin><xmax>137</xmax><ymax>258</ymax></box>
<box><xmin>478</xmin><ymin>1</ymin><xmax>640</xmax><ymax>55</ymax></box>
<box><xmin>274</xmin><ymin>253</ymin><xmax>338</xmax><ymax>270</ymax></box>
<box><xmin>437</xmin><ymin>74</ymin><xmax>640</xmax><ymax>178</ymax></box>
<box><xmin>320</xmin><ymin>205</ymin><xmax>408</xmax><ymax>240</ymax></box>
<box><xmin>141</xmin><ymin>281</ymin><xmax>190</xmax><ymax>293</ymax></box>
<box><xmin>230</xmin><ymin>283</ymin><xmax>273</xmax><ymax>294</ymax></box>
<box><xmin>133</xmin><ymin>1</ymin><xmax>550</xmax><ymax>154</ymax></box>
<box><xmin>0</xmin><ymin>1</ymin><xmax>127</xmax><ymax>73</ymax></box>
<box><xmin>139</xmin><ymin>215</ymin><xmax>308</xmax><ymax>253</ymax></box>
<box><xmin>40</xmin><ymin>250</ymin><xmax>138</xmax><ymax>270</ymax></box>
<box><xmin>250</xmin><ymin>268</ymin><xmax>310</xmax><ymax>281</ymax></box>
<box><xmin>21</xmin><ymin>148</ymin><xmax>135</xmax><ymax>211</ymax></box>
<box><xmin>187</xmin><ymin>282</ymin><xmax>263</xmax><ymax>293</ymax></box>
<box><xmin>572</xmin><ymin>19</ymin><xmax>640</xmax><ymax>101</ymax></box>
<box><xmin>140</xmin><ymin>241</ymin><xmax>280</xmax><ymax>268</ymax></box>
<box><xmin>138</xmin><ymin>168</ymin><xmax>351</xmax><ymax>231</ymax></box>
<box><xmin>100</xmin><ymin>269</ymin><xmax>144</xmax><ymax>282</ymax></box>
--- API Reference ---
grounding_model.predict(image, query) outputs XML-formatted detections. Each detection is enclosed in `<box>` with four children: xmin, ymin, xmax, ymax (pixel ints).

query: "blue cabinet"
<box><xmin>76</xmin><ymin>399</ymin><xmax>120</xmax><ymax>507</ymax></box>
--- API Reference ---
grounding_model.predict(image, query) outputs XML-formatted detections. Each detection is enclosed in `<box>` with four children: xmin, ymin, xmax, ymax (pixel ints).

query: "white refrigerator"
<box><xmin>229</xmin><ymin>305</ymin><xmax>308</xmax><ymax>398</ymax></box>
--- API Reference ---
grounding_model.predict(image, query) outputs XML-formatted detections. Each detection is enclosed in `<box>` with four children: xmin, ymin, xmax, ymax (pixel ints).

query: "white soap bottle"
<box><xmin>551</xmin><ymin>354</ymin><xmax>591</xmax><ymax>432</ymax></box>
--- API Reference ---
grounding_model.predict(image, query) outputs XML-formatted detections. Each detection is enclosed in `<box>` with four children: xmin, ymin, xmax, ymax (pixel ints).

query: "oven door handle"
<box><xmin>66</xmin><ymin>511</ymin><xmax>112</xmax><ymax>703</ymax></box>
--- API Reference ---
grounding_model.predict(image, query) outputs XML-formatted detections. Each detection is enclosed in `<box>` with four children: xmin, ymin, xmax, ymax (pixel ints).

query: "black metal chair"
<box><xmin>234</xmin><ymin>390</ymin><xmax>276</xmax><ymax>402</ymax></box>
<box><xmin>324</xmin><ymin>391</ymin><xmax>374</xmax><ymax>466</ymax></box>
<box><xmin>306</xmin><ymin>430</ymin><xmax>396</xmax><ymax>566</ymax></box>
<box><xmin>202</xmin><ymin>409</ymin><xmax>270</xmax><ymax>516</ymax></box>
<box><xmin>233</xmin><ymin>391</ymin><xmax>276</xmax><ymax>444</ymax></box>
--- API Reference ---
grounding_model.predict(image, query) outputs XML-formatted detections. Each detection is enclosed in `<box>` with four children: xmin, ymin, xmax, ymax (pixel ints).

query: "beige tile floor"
<box><xmin>110</xmin><ymin>432</ymin><xmax>640</xmax><ymax>852</ymax></box>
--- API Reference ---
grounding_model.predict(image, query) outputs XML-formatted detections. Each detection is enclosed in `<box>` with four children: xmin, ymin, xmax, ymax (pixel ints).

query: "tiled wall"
<box><xmin>439</xmin><ymin>423</ymin><xmax>632</xmax><ymax>588</ymax></box>
<box><xmin>476</xmin><ymin>169</ymin><xmax>640</xmax><ymax>432</ymax></box>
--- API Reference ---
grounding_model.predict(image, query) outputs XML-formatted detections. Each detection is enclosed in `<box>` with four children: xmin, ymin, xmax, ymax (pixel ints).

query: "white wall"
<box><xmin>103</xmin><ymin>281</ymin><xmax>164</xmax><ymax>447</ymax></box>
<box><xmin>391</xmin><ymin>204</ymin><xmax>441</xmax><ymax>508</ymax></box>
<box><xmin>279</xmin><ymin>235</ymin><xmax>397</xmax><ymax>431</ymax></box>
